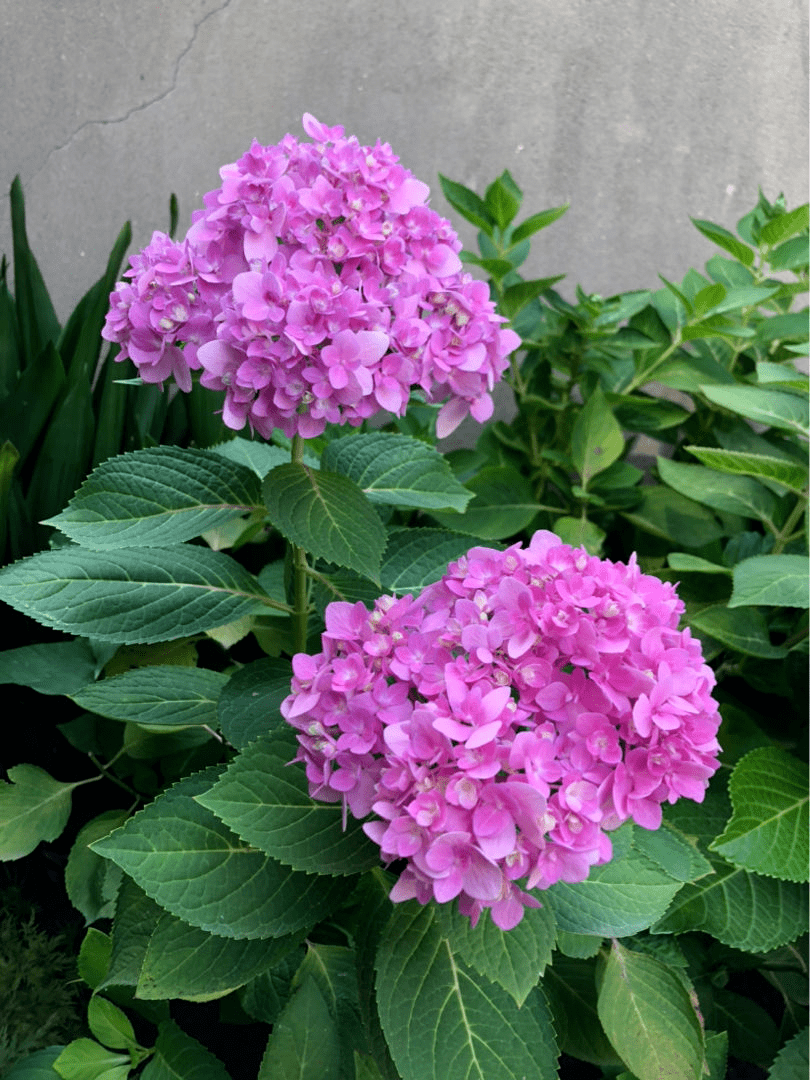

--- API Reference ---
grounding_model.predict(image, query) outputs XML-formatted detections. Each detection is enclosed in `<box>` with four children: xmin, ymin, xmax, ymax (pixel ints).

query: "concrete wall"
<box><xmin>1</xmin><ymin>0</ymin><xmax>807</xmax><ymax>323</ymax></box>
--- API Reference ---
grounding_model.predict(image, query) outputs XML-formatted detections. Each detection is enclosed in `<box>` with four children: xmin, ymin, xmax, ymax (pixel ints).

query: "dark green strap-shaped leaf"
<box><xmin>376</xmin><ymin>902</ymin><xmax>559</xmax><ymax>1080</ymax></box>
<box><xmin>710</xmin><ymin>747</ymin><xmax>809</xmax><ymax>882</ymax></box>
<box><xmin>729</xmin><ymin>554</ymin><xmax>809</xmax><ymax>609</ymax></box>
<box><xmin>141</xmin><ymin>1020</ymin><xmax>230</xmax><ymax>1080</ymax></box>
<box><xmin>197</xmin><ymin>733</ymin><xmax>380</xmax><ymax>875</ymax></box>
<box><xmin>321</xmin><ymin>432</ymin><xmax>472</xmax><ymax>512</ymax></box>
<box><xmin>263</xmin><ymin>463</ymin><xmax>386</xmax><ymax>581</ymax></box>
<box><xmin>597</xmin><ymin>942</ymin><xmax>706</xmax><ymax>1080</ymax></box>
<box><xmin>46</xmin><ymin>446</ymin><xmax>263</xmax><ymax>547</ymax></box>
<box><xmin>0</xmin><ymin>340</ymin><xmax>65</xmax><ymax>467</ymax></box>
<box><xmin>91</xmin><ymin>767</ymin><xmax>350</xmax><ymax>939</ymax></box>
<box><xmin>0</xmin><ymin>545</ymin><xmax>271</xmax><ymax>643</ymax></box>
<box><xmin>0</xmin><ymin>277</ymin><xmax>21</xmax><ymax>400</ymax></box>
<box><xmin>9</xmin><ymin>175</ymin><xmax>61</xmax><ymax>365</ymax></box>
<box><xmin>71</xmin><ymin>666</ymin><xmax>229</xmax><ymax>728</ymax></box>
<box><xmin>0</xmin><ymin>439</ymin><xmax>20</xmax><ymax>557</ymax></box>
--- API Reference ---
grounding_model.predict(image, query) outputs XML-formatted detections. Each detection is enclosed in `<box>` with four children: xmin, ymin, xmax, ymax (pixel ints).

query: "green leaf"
<box><xmin>710</xmin><ymin>748</ymin><xmax>809</xmax><ymax>881</ymax></box>
<box><xmin>630</xmin><ymin>821</ymin><xmax>713</xmax><ymax>883</ymax></box>
<box><xmin>621</xmin><ymin>486</ymin><xmax>724</xmax><ymax>548</ymax></box>
<box><xmin>258</xmin><ymin>970</ymin><xmax>341</xmax><ymax>1080</ymax></box>
<box><xmin>685</xmin><ymin>445</ymin><xmax>808</xmax><ymax>495</ymax></box>
<box><xmin>554</xmin><ymin>931</ymin><xmax>603</xmax><ymax>958</ymax></box>
<box><xmin>217</xmin><ymin>657</ymin><xmax>293</xmax><ymax>750</ymax></box>
<box><xmin>700</xmin><ymin>384</ymin><xmax>809</xmax><ymax>437</ymax></box>
<box><xmin>380</xmin><ymin>527</ymin><xmax>474</xmax><ymax>595</ymax></box>
<box><xmin>140</xmin><ymin>1019</ymin><xmax>230</xmax><ymax>1080</ymax></box>
<box><xmin>0</xmin><ymin>639</ymin><xmax>97</xmax><ymax>695</ymax></box>
<box><xmin>769</xmin><ymin>1027</ymin><xmax>809</xmax><ymax>1079</ymax></box>
<box><xmin>544</xmin><ymin>826</ymin><xmax>683</xmax><ymax>936</ymax></box>
<box><xmin>438</xmin><ymin>175</ymin><xmax>494</xmax><ymax>234</ymax></box>
<box><xmin>703</xmin><ymin>284</ymin><xmax>780</xmax><ymax>315</ymax></box>
<box><xmin>436</xmin><ymin>901</ymin><xmax>556</xmax><ymax>1006</ymax></box>
<box><xmin>712</xmin><ymin>989</ymin><xmax>780</xmax><ymax>1068</ymax></box>
<box><xmin>71</xmin><ymin>667</ymin><xmax>229</xmax><ymax>728</ymax></box>
<box><xmin>0</xmin><ymin>546</ymin><xmax>271</xmax><ymax>642</ymax></box>
<box><xmin>571</xmin><ymin>388</ymin><xmax>624</xmax><ymax>487</ymax></box>
<box><xmin>667</xmin><ymin>553</ymin><xmax>731</xmax><ymax>575</ymax></box>
<box><xmin>769</xmin><ymin>235</ymin><xmax>810</xmax><ymax>272</ymax></box>
<box><xmin>596</xmin><ymin>941</ymin><xmax>705</xmax><ymax>1080</ymax></box>
<box><xmin>761</xmin><ymin>202</ymin><xmax>810</xmax><ymax>246</ymax></box>
<box><xmin>91</xmin><ymin>767</ymin><xmax>350</xmax><ymax>939</ymax></box>
<box><xmin>212</xmin><ymin>436</ymin><xmax>294</xmax><ymax>477</ymax></box>
<box><xmin>657</xmin><ymin>456</ymin><xmax>778</xmax><ymax>526</ymax></box>
<box><xmin>375</xmin><ymin>902</ymin><xmax>558</xmax><ymax>1080</ymax></box>
<box><xmin>652</xmin><ymin>855</ymin><xmax>808</xmax><ymax>951</ymax></box>
<box><xmin>321</xmin><ymin>432</ymin><xmax>472</xmax><ymax>512</ymax></box>
<box><xmin>196</xmin><ymin>733</ymin><xmax>380</xmax><ymax>876</ymax></box>
<box><xmin>239</xmin><ymin>947</ymin><xmax>305</xmax><ymax>1025</ymax></box>
<box><xmin>137</xmin><ymin>909</ymin><xmax>303</xmax><ymax>1001</ymax></box>
<box><xmin>100</xmin><ymin>876</ymin><xmax>163</xmax><ymax>989</ymax></box>
<box><xmin>0</xmin><ymin>764</ymin><xmax>80</xmax><ymax>860</ymax></box>
<box><xmin>297</xmin><ymin>942</ymin><xmax>369</xmax><ymax>1069</ymax></box>
<box><xmin>78</xmin><ymin>928</ymin><xmax>113</xmax><ymax>990</ymax></box>
<box><xmin>652</xmin><ymin>351</ymin><xmax>735</xmax><ymax>394</ymax></box>
<box><xmin>0</xmin><ymin>341</ymin><xmax>65</xmax><ymax>467</ymax></box>
<box><xmin>4</xmin><ymin>1046</ymin><xmax>65</xmax><ymax>1078</ymax></box>
<box><xmin>65</xmin><ymin>810</ymin><xmax>128</xmax><ymax>924</ymax></box>
<box><xmin>729</xmin><ymin>554</ymin><xmax>809</xmax><ymax>608</ymax></box>
<box><xmin>9</xmin><ymin>176</ymin><xmax>61</xmax><ymax>364</ymax></box>
<box><xmin>612</xmin><ymin>394</ymin><xmax>691</xmax><ymax>433</ymax></box>
<box><xmin>510</xmin><ymin>204</ymin><xmax>569</xmax><ymax>245</ymax></box>
<box><xmin>52</xmin><ymin>1039</ymin><xmax>130</xmax><ymax>1080</ymax></box>
<box><xmin>691</xmin><ymin>217</ymin><xmax>755</xmax><ymax>266</ymax></box>
<box><xmin>263</xmin><ymin>463</ymin><xmax>386</xmax><ymax>582</ymax></box>
<box><xmin>544</xmin><ymin>956</ymin><xmax>623</xmax><ymax>1066</ymax></box>
<box><xmin>87</xmin><ymin>997</ymin><xmax>137</xmax><ymax>1051</ymax></box>
<box><xmin>430</xmin><ymin>465</ymin><xmax>538</xmax><ymax>540</ymax></box>
<box><xmin>46</xmin><ymin>446</ymin><xmax>263</xmax><ymax>547</ymax></box>
<box><xmin>499</xmin><ymin>276</ymin><xmax>566</xmax><ymax>319</ymax></box>
<box><xmin>484</xmin><ymin>173</ymin><xmax>521</xmax><ymax>230</ymax></box>
<box><xmin>688</xmin><ymin>605</ymin><xmax>787</xmax><ymax>659</ymax></box>
<box><xmin>552</xmin><ymin>516</ymin><xmax>606</xmax><ymax>555</ymax></box>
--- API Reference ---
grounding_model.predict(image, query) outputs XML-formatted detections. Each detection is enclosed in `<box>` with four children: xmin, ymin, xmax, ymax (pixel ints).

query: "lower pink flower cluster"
<box><xmin>281</xmin><ymin>531</ymin><xmax>721</xmax><ymax>930</ymax></box>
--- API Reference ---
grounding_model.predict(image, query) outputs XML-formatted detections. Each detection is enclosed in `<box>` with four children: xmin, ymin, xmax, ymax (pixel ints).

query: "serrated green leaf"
<box><xmin>703</xmin><ymin>284</ymin><xmax>780</xmax><ymax>315</ymax></box>
<box><xmin>217</xmin><ymin>657</ymin><xmax>293</xmax><ymax>750</ymax></box>
<box><xmin>141</xmin><ymin>1019</ymin><xmax>230</xmax><ymax>1080</ymax></box>
<box><xmin>430</xmin><ymin>465</ymin><xmax>538</xmax><ymax>540</ymax></box>
<box><xmin>87</xmin><ymin>997</ymin><xmax>136</xmax><ymax>1051</ymax></box>
<box><xmin>544</xmin><ymin>826</ymin><xmax>683</xmax><ymax>936</ymax></box>
<box><xmin>621</xmin><ymin>486</ymin><xmax>724</xmax><ymax>548</ymax></box>
<box><xmin>101</xmin><ymin>876</ymin><xmax>164</xmax><ymax>989</ymax></box>
<box><xmin>652</xmin><ymin>855</ymin><xmax>808</xmax><ymax>951</ymax></box>
<box><xmin>196</xmin><ymin>734</ymin><xmax>380</xmax><ymax>875</ymax></box>
<box><xmin>90</xmin><ymin>767</ymin><xmax>350</xmax><ymax>939</ymax></box>
<box><xmin>212</xmin><ymin>436</ymin><xmax>301</xmax><ymax>477</ymax></box>
<box><xmin>66</xmin><ymin>810</ymin><xmax>128</xmax><ymax>924</ymax></box>
<box><xmin>258</xmin><ymin>971</ymin><xmax>341</xmax><ymax>1080</ymax></box>
<box><xmin>263</xmin><ymin>463</ymin><xmax>386</xmax><ymax>581</ymax></box>
<box><xmin>685</xmin><ymin>445</ymin><xmax>808</xmax><ymax>494</ymax></box>
<box><xmin>729</xmin><ymin>554</ymin><xmax>809</xmax><ymax>608</ymax></box>
<box><xmin>571</xmin><ymin>388</ymin><xmax>624</xmax><ymax>487</ymax></box>
<box><xmin>53</xmin><ymin>1039</ymin><xmax>130</xmax><ymax>1080</ymax></box>
<box><xmin>631</xmin><ymin>821</ymin><xmax>713</xmax><ymax>883</ymax></box>
<box><xmin>375</xmin><ymin>902</ymin><xmax>558</xmax><ymax>1080</ymax></box>
<box><xmin>701</xmin><ymin>384</ymin><xmax>809</xmax><ymax>436</ymax></box>
<box><xmin>688</xmin><ymin>605</ymin><xmax>787</xmax><ymax>659</ymax></box>
<box><xmin>46</xmin><ymin>446</ymin><xmax>263</xmax><ymax>547</ymax></box>
<box><xmin>239</xmin><ymin>947</ymin><xmax>306</xmax><ymax>1025</ymax></box>
<box><xmin>710</xmin><ymin>748</ymin><xmax>808</xmax><ymax>881</ymax></box>
<box><xmin>0</xmin><ymin>639</ymin><xmax>98</xmax><ymax>695</ymax></box>
<box><xmin>71</xmin><ymin>667</ymin><xmax>228</xmax><ymax>728</ymax></box>
<box><xmin>438</xmin><ymin>175</ymin><xmax>494</xmax><ymax>234</ymax></box>
<box><xmin>510</xmin><ymin>204</ymin><xmax>569</xmax><ymax>245</ymax></box>
<box><xmin>761</xmin><ymin>203</ymin><xmax>810</xmax><ymax>246</ymax></box>
<box><xmin>769</xmin><ymin>1027</ymin><xmax>809</xmax><ymax>1079</ymax></box>
<box><xmin>321</xmin><ymin>432</ymin><xmax>471</xmax><ymax>512</ymax></box>
<box><xmin>691</xmin><ymin>217</ymin><xmax>755</xmax><ymax>266</ymax></box>
<box><xmin>0</xmin><ymin>546</ymin><xmax>271</xmax><ymax>642</ymax></box>
<box><xmin>436</xmin><ymin>901</ymin><xmax>556</xmax><ymax>1006</ymax></box>
<box><xmin>137</xmin><ymin>909</ymin><xmax>303</xmax><ymax>1001</ymax></box>
<box><xmin>297</xmin><ymin>942</ymin><xmax>369</xmax><ymax>1071</ymax></box>
<box><xmin>544</xmin><ymin>955</ymin><xmax>622</xmax><ymax>1066</ymax></box>
<box><xmin>380</xmin><ymin>527</ymin><xmax>473</xmax><ymax>595</ymax></box>
<box><xmin>597</xmin><ymin>941</ymin><xmax>705</xmax><ymax>1080</ymax></box>
<box><xmin>657</xmin><ymin>457</ymin><xmax>778</xmax><ymax>526</ymax></box>
<box><xmin>0</xmin><ymin>764</ymin><xmax>80</xmax><ymax>860</ymax></box>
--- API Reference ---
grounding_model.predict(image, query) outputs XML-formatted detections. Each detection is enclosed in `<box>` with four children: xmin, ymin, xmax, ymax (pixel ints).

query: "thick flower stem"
<box><xmin>291</xmin><ymin>435</ymin><xmax>310</xmax><ymax>655</ymax></box>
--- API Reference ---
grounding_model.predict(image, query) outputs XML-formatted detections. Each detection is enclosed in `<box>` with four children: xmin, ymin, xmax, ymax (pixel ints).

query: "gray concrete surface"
<box><xmin>1</xmin><ymin>0</ymin><xmax>807</xmax><ymax>323</ymax></box>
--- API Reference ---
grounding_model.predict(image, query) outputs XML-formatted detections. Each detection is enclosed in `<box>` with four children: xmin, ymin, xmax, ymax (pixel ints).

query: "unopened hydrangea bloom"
<box><xmin>281</xmin><ymin>531</ymin><xmax>721</xmax><ymax>930</ymax></box>
<box><xmin>103</xmin><ymin>114</ymin><xmax>519</xmax><ymax>439</ymax></box>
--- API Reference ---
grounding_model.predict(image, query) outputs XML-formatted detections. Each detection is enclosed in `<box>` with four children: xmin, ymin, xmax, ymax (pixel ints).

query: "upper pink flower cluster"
<box><xmin>281</xmin><ymin>531</ymin><xmax>721</xmax><ymax>930</ymax></box>
<box><xmin>103</xmin><ymin>114</ymin><xmax>519</xmax><ymax>439</ymax></box>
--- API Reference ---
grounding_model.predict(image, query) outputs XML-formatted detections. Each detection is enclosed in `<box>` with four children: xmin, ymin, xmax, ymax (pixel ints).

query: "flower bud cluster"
<box><xmin>282</xmin><ymin>531</ymin><xmax>721</xmax><ymax>930</ymax></box>
<box><xmin>103</xmin><ymin>114</ymin><xmax>519</xmax><ymax>439</ymax></box>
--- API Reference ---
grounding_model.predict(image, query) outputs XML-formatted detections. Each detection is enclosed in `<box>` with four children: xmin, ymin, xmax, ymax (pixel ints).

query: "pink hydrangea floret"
<box><xmin>281</xmin><ymin>530</ymin><xmax>721</xmax><ymax>930</ymax></box>
<box><xmin>103</xmin><ymin>114</ymin><xmax>519</xmax><ymax>439</ymax></box>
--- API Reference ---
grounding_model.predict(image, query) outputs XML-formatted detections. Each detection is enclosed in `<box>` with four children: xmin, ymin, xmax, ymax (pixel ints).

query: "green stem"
<box><xmin>623</xmin><ymin>333</ymin><xmax>682</xmax><ymax>395</ymax></box>
<box><xmin>290</xmin><ymin>435</ymin><xmax>311</xmax><ymax>654</ymax></box>
<box><xmin>771</xmin><ymin>493</ymin><xmax>808</xmax><ymax>555</ymax></box>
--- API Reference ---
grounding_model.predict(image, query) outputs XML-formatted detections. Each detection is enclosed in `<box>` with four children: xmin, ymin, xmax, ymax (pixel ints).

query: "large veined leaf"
<box><xmin>137</xmin><ymin>910</ymin><xmax>304</xmax><ymax>1001</ymax></box>
<box><xmin>71</xmin><ymin>666</ymin><xmax>229</xmax><ymax>728</ymax></box>
<box><xmin>657</xmin><ymin>456</ymin><xmax>778</xmax><ymax>527</ymax></box>
<box><xmin>101</xmin><ymin>876</ymin><xmax>165</xmax><ymax>989</ymax></box>
<box><xmin>768</xmin><ymin>1028</ymin><xmax>810</xmax><ymax>1080</ymax></box>
<box><xmin>0</xmin><ymin>639</ymin><xmax>98</xmax><ymax>695</ymax></box>
<box><xmin>544</xmin><ymin>826</ymin><xmax>683</xmax><ymax>937</ymax></box>
<box><xmin>571</xmin><ymin>387</ymin><xmax>624</xmax><ymax>487</ymax></box>
<box><xmin>544</xmin><ymin>956</ymin><xmax>623</xmax><ymax>1067</ymax></box>
<box><xmin>196</xmin><ymin>733</ymin><xmax>381</xmax><ymax>876</ymax></box>
<box><xmin>375</xmin><ymin>903</ymin><xmax>558</xmax><ymax>1080</ymax></box>
<box><xmin>380</xmin><ymin>527</ymin><xmax>476</xmax><ymax>595</ymax></box>
<box><xmin>65</xmin><ymin>809</ymin><xmax>128</xmax><ymax>925</ymax></box>
<box><xmin>688</xmin><ymin>605</ymin><xmax>788</xmax><ymax>659</ymax></box>
<box><xmin>91</xmin><ymin>767</ymin><xmax>350</xmax><ymax>939</ymax></box>
<box><xmin>621</xmin><ymin>486</ymin><xmax>724</xmax><ymax>548</ymax></box>
<box><xmin>685</xmin><ymin>445</ymin><xmax>808</xmax><ymax>495</ymax></box>
<box><xmin>141</xmin><ymin>1020</ymin><xmax>230</xmax><ymax>1080</ymax></box>
<box><xmin>217</xmin><ymin>657</ymin><xmax>294</xmax><ymax>750</ymax></box>
<box><xmin>0</xmin><ymin>546</ymin><xmax>272</xmax><ymax>642</ymax></box>
<box><xmin>652</xmin><ymin>855</ymin><xmax>808</xmax><ymax>951</ymax></box>
<box><xmin>710</xmin><ymin>747</ymin><xmax>808</xmax><ymax>881</ymax></box>
<box><xmin>212</xmin><ymin>437</ymin><xmax>297</xmax><ymax>477</ymax></box>
<box><xmin>430</xmin><ymin>465</ymin><xmax>539</xmax><ymax>540</ymax></box>
<box><xmin>45</xmin><ymin>446</ymin><xmax>263</xmax><ymax>547</ymax></box>
<box><xmin>53</xmin><ymin>1040</ymin><xmax>130</xmax><ymax>1080</ymax></box>
<box><xmin>262</xmin><ymin>463</ymin><xmax>386</xmax><ymax>581</ymax></box>
<box><xmin>700</xmin><ymin>384</ymin><xmax>809</xmax><ymax>437</ymax></box>
<box><xmin>258</xmin><ymin>968</ymin><xmax>341</xmax><ymax>1080</ymax></box>
<box><xmin>729</xmin><ymin>554</ymin><xmax>809</xmax><ymax>609</ymax></box>
<box><xmin>436</xmin><ymin>901</ymin><xmax>556</xmax><ymax>1006</ymax></box>
<box><xmin>596</xmin><ymin>941</ymin><xmax>705</xmax><ymax>1080</ymax></box>
<box><xmin>0</xmin><ymin>764</ymin><xmax>82</xmax><ymax>860</ymax></box>
<box><xmin>322</xmin><ymin>432</ymin><xmax>472</xmax><ymax>511</ymax></box>
<box><xmin>294</xmin><ymin>943</ymin><xmax>369</xmax><ymax>1073</ymax></box>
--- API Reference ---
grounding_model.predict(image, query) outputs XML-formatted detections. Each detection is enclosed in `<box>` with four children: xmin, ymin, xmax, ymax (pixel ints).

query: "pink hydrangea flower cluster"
<box><xmin>281</xmin><ymin>530</ymin><xmax>721</xmax><ymax>930</ymax></box>
<box><xmin>103</xmin><ymin>114</ymin><xmax>519</xmax><ymax>439</ymax></box>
